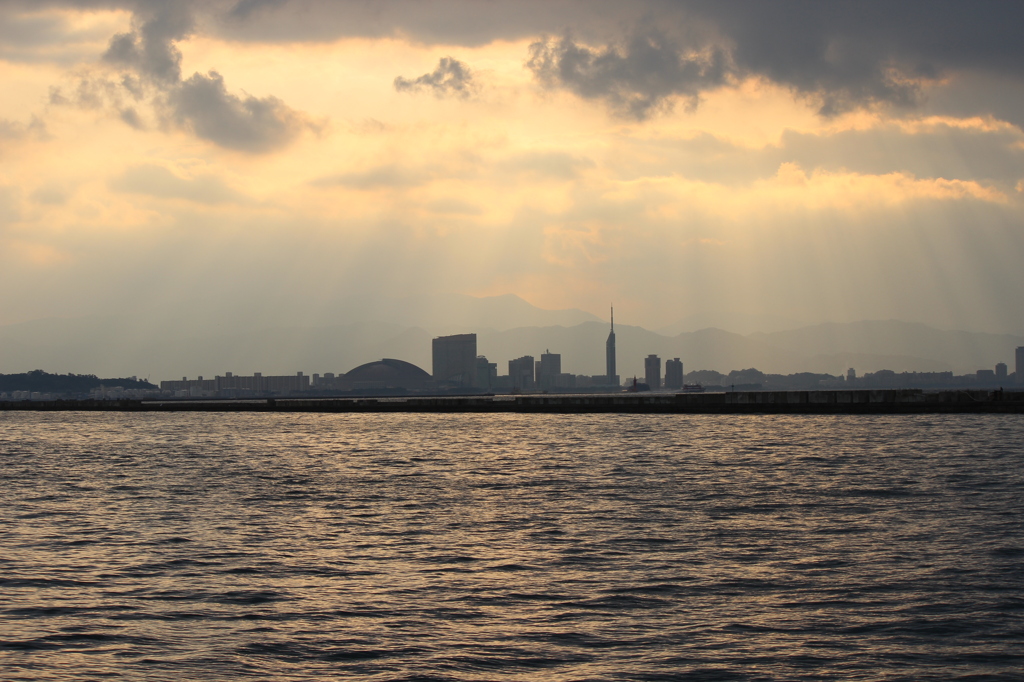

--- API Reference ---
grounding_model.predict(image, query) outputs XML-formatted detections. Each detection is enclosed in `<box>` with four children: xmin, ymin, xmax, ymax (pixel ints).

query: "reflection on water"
<box><xmin>1</xmin><ymin>413</ymin><xmax>1022</xmax><ymax>680</ymax></box>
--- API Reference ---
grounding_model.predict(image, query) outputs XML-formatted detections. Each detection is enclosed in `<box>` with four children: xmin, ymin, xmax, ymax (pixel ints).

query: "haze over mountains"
<box><xmin>0</xmin><ymin>295</ymin><xmax>1018</xmax><ymax>382</ymax></box>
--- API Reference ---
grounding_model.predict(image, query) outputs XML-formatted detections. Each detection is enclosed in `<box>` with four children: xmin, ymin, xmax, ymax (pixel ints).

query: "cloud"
<box><xmin>210</xmin><ymin>0</ymin><xmax>634</xmax><ymax>46</ymax></box>
<box><xmin>166</xmin><ymin>70</ymin><xmax>315</xmax><ymax>153</ymax></box>
<box><xmin>110</xmin><ymin>163</ymin><xmax>247</xmax><ymax>204</ymax></box>
<box><xmin>613</xmin><ymin>121</ymin><xmax>1024</xmax><ymax>187</ymax></box>
<box><xmin>0</xmin><ymin>185</ymin><xmax>21</xmax><ymax>226</ymax></box>
<box><xmin>394</xmin><ymin>57</ymin><xmax>475</xmax><ymax>98</ymax></box>
<box><xmin>119</xmin><ymin>106</ymin><xmax>144</xmax><ymax>128</ymax></box>
<box><xmin>499</xmin><ymin>151</ymin><xmax>595</xmax><ymax>179</ymax></box>
<box><xmin>425</xmin><ymin>198</ymin><xmax>481</xmax><ymax>215</ymax></box>
<box><xmin>310</xmin><ymin>151</ymin><xmax>593</xmax><ymax>191</ymax></box>
<box><xmin>0</xmin><ymin>5</ymin><xmax>126</xmax><ymax>64</ymax></box>
<box><xmin>226</xmin><ymin>0</ymin><xmax>290</xmax><ymax>22</ymax></box>
<box><xmin>30</xmin><ymin>183</ymin><xmax>72</xmax><ymax>206</ymax></box>
<box><xmin>101</xmin><ymin>2</ymin><xmax>193</xmax><ymax>83</ymax></box>
<box><xmin>675</xmin><ymin>1</ymin><xmax>1024</xmax><ymax>116</ymax></box>
<box><xmin>310</xmin><ymin>165</ymin><xmax>432</xmax><ymax>190</ymax></box>
<box><xmin>527</xmin><ymin>32</ymin><xmax>730</xmax><ymax>119</ymax></box>
<box><xmin>27</xmin><ymin>0</ymin><xmax>314</xmax><ymax>152</ymax></box>
<box><xmin>0</xmin><ymin>115</ymin><xmax>48</xmax><ymax>140</ymax></box>
<box><xmin>753</xmin><ymin>162</ymin><xmax>1009</xmax><ymax>210</ymax></box>
<box><xmin>198</xmin><ymin>1</ymin><xmax>1024</xmax><ymax>118</ymax></box>
<box><xmin>14</xmin><ymin>1</ymin><xmax>1024</xmax><ymax>125</ymax></box>
<box><xmin>49</xmin><ymin>67</ymin><xmax>313</xmax><ymax>153</ymax></box>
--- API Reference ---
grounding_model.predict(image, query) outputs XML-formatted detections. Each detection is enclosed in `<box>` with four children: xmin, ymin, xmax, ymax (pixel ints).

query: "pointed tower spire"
<box><xmin>606</xmin><ymin>305</ymin><xmax>617</xmax><ymax>385</ymax></box>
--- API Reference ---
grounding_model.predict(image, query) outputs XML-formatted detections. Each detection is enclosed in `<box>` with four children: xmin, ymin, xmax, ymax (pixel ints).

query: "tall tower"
<box><xmin>606</xmin><ymin>307</ymin><xmax>617</xmax><ymax>385</ymax></box>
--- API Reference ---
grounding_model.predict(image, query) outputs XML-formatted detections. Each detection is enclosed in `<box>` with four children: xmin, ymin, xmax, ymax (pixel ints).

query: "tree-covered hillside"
<box><xmin>0</xmin><ymin>370</ymin><xmax>156</xmax><ymax>393</ymax></box>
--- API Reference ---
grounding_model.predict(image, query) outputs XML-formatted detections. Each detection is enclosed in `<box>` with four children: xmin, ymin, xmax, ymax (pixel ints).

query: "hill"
<box><xmin>0</xmin><ymin>304</ymin><xmax>1019</xmax><ymax>381</ymax></box>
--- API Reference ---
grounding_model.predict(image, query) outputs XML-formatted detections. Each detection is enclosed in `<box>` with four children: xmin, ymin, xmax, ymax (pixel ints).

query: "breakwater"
<box><xmin>3</xmin><ymin>389</ymin><xmax>1024</xmax><ymax>413</ymax></box>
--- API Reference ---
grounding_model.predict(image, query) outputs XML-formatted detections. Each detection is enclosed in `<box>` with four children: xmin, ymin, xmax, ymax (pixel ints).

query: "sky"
<box><xmin>2</xmin><ymin>0</ymin><xmax>1023</xmax><ymax>335</ymax></box>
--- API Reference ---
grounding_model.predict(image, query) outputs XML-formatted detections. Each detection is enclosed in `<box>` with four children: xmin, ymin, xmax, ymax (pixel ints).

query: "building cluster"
<box><xmin>642</xmin><ymin>354</ymin><xmax>685</xmax><ymax>390</ymax></box>
<box><xmin>137</xmin><ymin>333</ymin><xmax>1024</xmax><ymax>400</ymax></box>
<box><xmin>5</xmin><ymin>326</ymin><xmax>1021</xmax><ymax>401</ymax></box>
<box><xmin>161</xmin><ymin>372</ymin><xmax>312</xmax><ymax>397</ymax></box>
<box><xmin>0</xmin><ymin>386</ymin><xmax>160</xmax><ymax>401</ymax></box>
<box><xmin>155</xmin><ymin>314</ymin><xmax>640</xmax><ymax>398</ymax></box>
<box><xmin>430</xmin><ymin>314</ymin><xmax>631</xmax><ymax>392</ymax></box>
<box><xmin>433</xmin><ymin>335</ymin><xmax>623</xmax><ymax>392</ymax></box>
<box><xmin>684</xmin><ymin>357</ymin><xmax>1024</xmax><ymax>392</ymax></box>
<box><xmin>430</xmin><ymin>310</ymin><xmax>685</xmax><ymax>393</ymax></box>
<box><xmin>1</xmin><ymin>391</ymin><xmax>58</xmax><ymax>401</ymax></box>
<box><xmin>845</xmin><ymin>360</ymin><xmax>1020</xmax><ymax>389</ymax></box>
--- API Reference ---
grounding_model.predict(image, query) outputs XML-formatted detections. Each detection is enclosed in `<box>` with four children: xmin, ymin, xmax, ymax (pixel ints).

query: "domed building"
<box><xmin>343</xmin><ymin>359</ymin><xmax>432</xmax><ymax>390</ymax></box>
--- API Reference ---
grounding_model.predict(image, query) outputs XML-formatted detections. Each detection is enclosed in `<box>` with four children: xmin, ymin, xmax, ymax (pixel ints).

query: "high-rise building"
<box><xmin>432</xmin><ymin>333</ymin><xmax>477</xmax><ymax>387</ymax></box>
<box><xmin>665</xmin><ymin>358</ymin><xmax>683</xmax><ymax>389</ymax></box>
<box><xmin>508</xmin><ymin>356</ymin><xmax>535</xmax><ymax>390</ymax></box>
<box><xmin>474</xmin><ymin>356</ymin><xmax>497</xmax><ymax>390</ymax></box>
<box><xmin>606</xmin><ymin>307</ymin><xmax>617</xmax><ymax>385</ymax></box>
<box><xmin>644</xmin><ymin>354</ymin><xmax>661</xmax><ymax>390</ymax></box>
<box><xmin>537</xmin><ymin>350</ymin><xmax>562</xmax><ymax>390</ymax></box>
<box><xmin>1017</xmin><ymin>347</ymin><xmax>1024</xmax><ymax>384</ymax></box>
<box><xmin>996</xmin><ymin>362</ymin><xmax>1008</xmax><ymax>381</ymax></box>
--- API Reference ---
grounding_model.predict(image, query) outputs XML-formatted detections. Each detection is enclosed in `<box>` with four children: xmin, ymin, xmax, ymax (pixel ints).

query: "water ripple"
<box><xmin>1</xmin><ymin>412</ymin><xmax>1023</xmax><ymax>680</ymax></box>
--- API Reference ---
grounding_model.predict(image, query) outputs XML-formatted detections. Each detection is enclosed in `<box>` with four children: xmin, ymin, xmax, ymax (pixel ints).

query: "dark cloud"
<box><xmin>214</xmin><ymin>0</ymin><xmax>1024</xmax><ymax>119</ymax></box>
<box><xmin>0</xmin><ymin>3</ymin><xmax>126</xmax><ymax>64</ymax></box>
<box><xmin>102</xmin><ymin>2</ymin><xmax>193</xmax><ymax>83</ymax></box>
<box><xmin>694</xmin><ymin>0</ymin><xmax>1024</xmax><ymax>114</ymax></box>
<box><xmin>527</xmin><ymin>31</ymin><xmax>729</xmax><ymax>118</ymax></box>
<box><xmin>226</xmin><ymin>0</ymin><xmax>288</xmax><ymax>21</ymax></box>
<box><xmin>8</xmin><ymin>1</ymin><xmax>1024</xmax><ymax>122</ymax></box>
<box><xmin>0</xmin><ymin>9</ymin><xmax>81</xmax><ymax>46</ymax></box>
<box><xmin>394</xmin><ymin>57</ymin><xmax>475</xmax><ymax>98</ymax></box>
<box><xmin>119</xmin><ymin>107</ymin><xmax>144</xmax><ymax>128</ymax></box>
<box><xmin>49</xmin><ymin>65</ymin><xmax>313</xmax><ymax>153</ymax></box>
<box><xmin>518</xmin><ymin>2</ymin><xmax>1024</xmax><ymax>118</ymax></box>
<box><xmin>167</xmin><ymin>71</ymin><xmax>313</xmax><ymax>153</ymax></box>
<box><xmin>211</xmin><ymin>0</ymin><xmax>633</xmax><ymax>46</ymax></box>
<box><xmin>33</xmin><ymin>0</ymin><xmax>312</xmax><ymax>152</ymax></box>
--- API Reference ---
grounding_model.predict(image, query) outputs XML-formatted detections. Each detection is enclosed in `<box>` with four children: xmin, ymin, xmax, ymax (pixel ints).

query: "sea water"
<box><xmin>1</xmin><ymin>412</ymin><xmax>1022</xmax><ymax>680</ymax></box>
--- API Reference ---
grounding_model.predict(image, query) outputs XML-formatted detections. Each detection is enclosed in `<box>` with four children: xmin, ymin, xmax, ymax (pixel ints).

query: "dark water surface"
<box><xmin>1</xmin><ymin>412</ymin><xmax>1022</xmax><ymax>681</ymax></box>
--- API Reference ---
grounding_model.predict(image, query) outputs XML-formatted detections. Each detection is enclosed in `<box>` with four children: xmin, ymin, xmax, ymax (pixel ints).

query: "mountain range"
<box><xmin>0</xmin><ymin>295</ymin><xmax>1019</xmax><ymax>382</ymax></box>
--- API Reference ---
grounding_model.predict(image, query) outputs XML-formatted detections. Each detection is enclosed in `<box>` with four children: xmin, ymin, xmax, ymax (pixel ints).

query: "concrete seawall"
<box><xmin>3</xmin><ymin>390</ymin><xmax>1024</xmax><ymax>414</ymax></box>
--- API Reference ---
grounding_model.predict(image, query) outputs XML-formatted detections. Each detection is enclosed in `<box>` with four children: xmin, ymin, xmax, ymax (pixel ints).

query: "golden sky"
<box><xmin>1</xmin><ymin>0</ymin><xmax>1023</xmax><ymax>337</ymax></box>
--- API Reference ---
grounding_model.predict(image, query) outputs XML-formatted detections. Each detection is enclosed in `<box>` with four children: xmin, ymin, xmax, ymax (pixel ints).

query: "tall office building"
<box><xmin>664</xmin><ymin>358</ymin><xmax>684</xmax><ymax>389</ymax></box>
<box><xmin>432</xmin><ymin>333</ymin><xmax>477</xmax><ymax>387</ymax></box>
<box><xmin>645</xmin><ymin>354</ymin><xmax>662</xmax><ymax>390</ymax></box>
<box><xmin>537</xmin><ymin>350</ymin><xmax>562</xmax><ymax>390</ymax></box>
<box><xmin>474</xmin><ymin>356</ymin><xmax>497</xmax><ymax>390</ymax></box>
<box><xmin>509</xmin><ymin>356</ymin><xmax>535</xmax><ymax>390</ymax></box>
<box><xmin>1017</xmin><ymin>347</ymin><xmax>1024</xmax><ymax>384</ymax></box>
<box><xmin>606</xmin><ymin>307</ymin><xmax>617</xmax><ymax>385</ymax></box>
